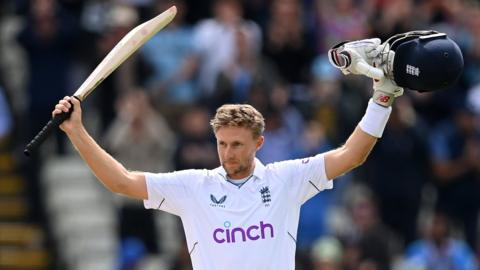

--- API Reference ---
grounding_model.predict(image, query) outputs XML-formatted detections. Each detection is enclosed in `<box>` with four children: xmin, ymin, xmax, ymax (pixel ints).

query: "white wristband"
<box><xmin>358</xmin><ymin>99</ymin><xmax>392</xmax><ymax>138</ymax></box>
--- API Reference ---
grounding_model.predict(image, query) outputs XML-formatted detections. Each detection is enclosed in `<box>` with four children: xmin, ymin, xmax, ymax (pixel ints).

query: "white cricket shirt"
<box><xmin>144</xmin><ymin>154</ymin><xmax>333</xmax><ymax>270</ymax></box>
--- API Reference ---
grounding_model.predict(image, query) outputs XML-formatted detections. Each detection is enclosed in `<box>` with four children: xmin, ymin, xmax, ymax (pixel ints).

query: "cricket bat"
<box><xmin>24</xmin><ymin>6</ymin><xmax>177</xmax><ymax>156</ymax></box>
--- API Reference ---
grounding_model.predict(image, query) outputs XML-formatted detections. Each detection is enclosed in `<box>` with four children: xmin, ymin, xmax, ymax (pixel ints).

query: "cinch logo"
<box><xmin>213</xmin><ymin>221</ymin><xmax>275</xmax><ymax>244</ymax></box>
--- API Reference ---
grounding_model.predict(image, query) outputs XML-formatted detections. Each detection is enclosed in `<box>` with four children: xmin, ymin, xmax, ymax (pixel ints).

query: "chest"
<box><xmin>193</xmin><ymin>179</ymin><xmax>289</xmax><ymax>221</ymax></box>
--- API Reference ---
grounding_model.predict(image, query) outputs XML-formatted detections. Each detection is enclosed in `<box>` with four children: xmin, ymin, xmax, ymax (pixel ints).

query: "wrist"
<box><xmin>359</xmin><ymin>99</ymin><xmax>392</xmax><ymax>138</ymax></box>
<box><xmin>65</xmin><ymin>124</ymin><xmax>87</xmax><ymax>138</ymax></box>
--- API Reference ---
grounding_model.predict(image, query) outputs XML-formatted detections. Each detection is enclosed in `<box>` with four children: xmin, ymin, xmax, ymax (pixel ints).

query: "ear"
<box><xmin>256</xmin><ymin>136</ymin><xmax>264</xmax><ymax>151</ymax></box>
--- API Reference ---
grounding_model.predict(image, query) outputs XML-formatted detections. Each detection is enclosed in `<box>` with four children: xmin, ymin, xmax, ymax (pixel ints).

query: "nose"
<box><xmin>223</xmin><ymin>146</ymin><xmax>235</xmax><ymax>160</ymax></box>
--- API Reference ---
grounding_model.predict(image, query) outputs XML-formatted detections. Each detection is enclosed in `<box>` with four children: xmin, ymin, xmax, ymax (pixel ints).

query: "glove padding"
<box><xmin>371</xmin><ymin>42</ymin><xmax>395</xmax><ymax>79</ymax></box>
<box><xmin>328</xmin><ymin>38</ymin><xmax>381</xmax><ymax>75</ymax></box>
<box><xmin>329</xmin><ymin>37</ymin><xmax>404</xmax><ymax>107</ymax></box>
<box><xmin>372</xmin><ymin>72</ymin><xmax>404</xmax><ymax>107</ymax></box>
<box><xmin>371</xmin><ymin>44</ymin><xmax>403</xmax><ymax>107</ymax></box>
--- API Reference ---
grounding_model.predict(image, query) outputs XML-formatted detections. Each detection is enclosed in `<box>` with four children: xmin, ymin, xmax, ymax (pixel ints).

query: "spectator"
<box><xmin>370</xmin><ymin>0</ymin><xmax>414</xmax><ymax>41</ymax></box>
<box><xmin>18</xmin><ymin>0</ymin><xmax>78</xmax><ymax>154</ymax></box>
<box><xmin>183</xmin><ymin>0</ymin><xmax>212</xmax><ymax>24</ymax></box>
<box><xmin>141</xmin><ymin>0</ymin><xmax>200</xmax><ymax>107</ymax></box>
<box><xmin>190</xmin><ymin>0</ymin><xmax>261</xmax><ymax>97</ymax></box>
<box><xmin>18</xmin><ymin>0</ymin><xmax>77</xmax><ymax>223</ymax></box>
<box><xmin>212</xmin><ymin>23</ymin><xmax>278</xmax><ymax>108</ymax></box>
<box><xmin>404</xmin><ymin>211</ymin><xmax>478</xmax><ymax>270</ymax></box>
<box><xmin>307</xmin><ymin>55</ymin><xmax>345</xmax><ymax>143</ymax></box>
<box><xmin>255</xmin><ymin>107</ymin><xmax>296</xmax><ymax>163</ymax></box>
<box><xmin>103</xmin><ymin>90</ymin><xmax>176</xmax><ymax>174</ymax></box>
<box><xmin>174</xmin><ymin>106</ymin><xmax>218</xmax><ymax>170</ymax></box>
<box><xmin>294</xmin><ymin>121</ymin><xmax>351</xmax><ymax>252</ymax></box>
<box><xmin>428</xmin><ymin>99</ymin><xmax>480</xmax><ymax>251</ymax></box>
<box><xmin>364</xmin><ymin>97</ymin><xmax>429</xmax><ymax>246</ymax></box>
<box><xmin>256</xmin><ymin>81</ymin><xmax>305</xmax><ymax>164</ymax></box>
<box><xmin>310</xmin><ymin>55</ymin><xmax>371</xmax><ymax>144</ymax></box>
<box><xmin>462</xmin><ymin>8</ymin><xmax>480</xmax><ymax>88</ymax></box>
<box><xmin>315</xmin><ymin>0</ymin><xmax>369</xmax><ymax>52</ymax></box>
<box><xmin>341</xmin><ymin>191</ymin><xmax>400</xmax><ymax>270</ymax></box>
<box><xmin>89</xmin><ymin>4</ymin><xmax>145</xmax><ymax>133</ymax></box>
<box><xmin>103</xmin><ymin>90</ymin><xmax>177</xmax><ymax>256</ymax></box>
<box><xmin>310</xmin><ymin>236</ymin><xmax>343</xmax><ymax>270</ymax></box>
<box><xmin>263</xmin><ymin>0</ymin><xmax>315</xmax><ymax>85</ymax></box>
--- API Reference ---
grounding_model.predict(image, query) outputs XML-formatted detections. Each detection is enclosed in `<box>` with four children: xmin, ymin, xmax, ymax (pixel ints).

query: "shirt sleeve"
<box><xmin>271</xmin><ymin>154</ymin><xmax>333</xmax><ymax>205</ymax></box>
<box><xmin>143</xmin><ymin>169</ymin><xmax>201</xmax><ymax>216</ymax></box>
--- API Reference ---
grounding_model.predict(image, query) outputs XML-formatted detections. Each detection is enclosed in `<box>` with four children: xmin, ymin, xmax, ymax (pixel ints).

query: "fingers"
<box><xmin>59</xmin><ymin>100</ymin><xmax>71</xmax><ymax>110</ymax></box>
<box><xmin>366</xmin><ymin>41</ymin><xmax>391</xmax><ymax>60</ymax></box>
<box><xmin>69</xmin><ymin>96</ymin><xmax>81</xmax><ymax>106</ymax></box>
<box><xmin>371</xmin><ymin>38</ymin><xmax>381</xmax><ymax>46</ymax></box>
<box><xmin>356</xmin><ymin>61</ymin><xmax>384</xmax><ymax>80</ymax></box>
<box><xmin>52</xmin><ymin>96</ymin><xmax>74</xmax><ymax>117</ymax></box>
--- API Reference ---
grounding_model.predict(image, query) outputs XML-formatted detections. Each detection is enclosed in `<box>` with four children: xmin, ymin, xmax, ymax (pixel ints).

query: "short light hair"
<box><xmin>210</xmin><ymin>104</ymin><xmax>265</xmax><ymax>138</ymax></box>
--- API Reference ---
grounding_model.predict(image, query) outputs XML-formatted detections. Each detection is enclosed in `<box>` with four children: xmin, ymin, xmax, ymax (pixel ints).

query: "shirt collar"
<box><xmin>214</xmin><ymin>158</ymin><xmax>266</xmax><ymax>180</ymax></box>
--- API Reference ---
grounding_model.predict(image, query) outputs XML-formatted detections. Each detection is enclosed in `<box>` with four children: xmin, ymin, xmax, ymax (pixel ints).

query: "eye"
<box><xmin>233</xmin><ymin>142</ymin><xmax>242</xmax><ymax>147</ymax></box>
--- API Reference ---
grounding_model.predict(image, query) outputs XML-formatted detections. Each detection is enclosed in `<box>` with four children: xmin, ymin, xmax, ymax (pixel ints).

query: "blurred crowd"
<box><xmin>1</xmin><ymin>0</ymin><xmax>480</xmax><ymax>269</ymax></box>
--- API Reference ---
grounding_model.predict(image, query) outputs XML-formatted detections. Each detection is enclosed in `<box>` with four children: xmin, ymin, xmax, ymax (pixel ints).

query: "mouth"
<box><xmin>224</xmin><ymin>161</ymin><xmax>238</xmax><ymax>166</ymax></box>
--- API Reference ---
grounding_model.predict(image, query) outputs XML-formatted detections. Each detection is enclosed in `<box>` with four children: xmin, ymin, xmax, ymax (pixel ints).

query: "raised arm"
<box><xmin>325</xmin><ymin>41</ymin><xmax>403</xmax><ymax>179</ymax></box>
<box><xmin>324</xmin><ymin>98</ymin><xmax>394</xmax><ymax>179</ymax></box>
<box><xmin>325</xmin><ymin>30</ymin><xmax>464</xmax><ymax>179</ymax></box>
<box><xmin>53</xmin><ymin>96</ymin><xmax>148</xmax><ymax>199</ymax></box>
<box><xmin>324</xmin><ymin>126</ymin><xmax>377</xmax><ymax>180</ymax></box>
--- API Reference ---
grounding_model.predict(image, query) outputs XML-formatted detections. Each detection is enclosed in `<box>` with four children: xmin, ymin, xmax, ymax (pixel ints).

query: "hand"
<box><xmin>52</xmin><ymin>96</ymin><xmax>83</xmax><ymax>134</ymax></box>
<box><xmin>372</xmin><ymin>73</ymin><xmax>404</xmax><ymax>107</ymax></box>
<box><xmin>328</xmin><ymin>38</ymin><xmax>381</xmax><ymax>75</ymax></box>
<box><xmin>328</xmin><ymin>37</ymin><xmax>404</xmax><ymax>107</ymax></box>
<box><xmin>371</xmin><ymin>43</ymin><xmax>395</xmax><ymax>78</ymax></box>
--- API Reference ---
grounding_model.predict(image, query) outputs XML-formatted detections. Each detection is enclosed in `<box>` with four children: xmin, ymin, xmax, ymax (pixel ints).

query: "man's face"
<box><xmin>215</xmin><ymin>126</ymin><xmax>264</xmax><ymax>179</ymax></box>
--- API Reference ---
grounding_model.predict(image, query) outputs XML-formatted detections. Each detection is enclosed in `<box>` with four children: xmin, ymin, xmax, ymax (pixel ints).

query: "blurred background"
<box><xmin>0</xmin><ymin>0</ymin><xmax>480</xmax><ymax>269</ymax></box>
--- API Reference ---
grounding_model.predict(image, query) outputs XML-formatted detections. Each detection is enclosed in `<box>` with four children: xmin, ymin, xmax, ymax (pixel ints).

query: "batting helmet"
<box><xmin>386</xmin><ymin>30</ymin><xmax>464</xmax><ymax>92</ymax></box>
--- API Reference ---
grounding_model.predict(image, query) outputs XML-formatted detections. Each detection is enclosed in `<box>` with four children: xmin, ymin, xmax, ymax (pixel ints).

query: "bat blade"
<box><xmin>74</xmin><ymin>5</ymin><xmax>177</xmax><ymax>100</ymax></box>
<box><xmin>24</xmin><ymin>6</ymin><xmax>177</xmax><ymax>156</ymax></box>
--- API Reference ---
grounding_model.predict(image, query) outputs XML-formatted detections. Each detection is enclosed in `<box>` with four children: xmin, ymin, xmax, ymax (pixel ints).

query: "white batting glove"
<box><xmin>328</xmin><ymin>38</ymin><xmax>381</xmax><ymax>75</ymax></box>
<box><xmin>372</xmin><ymin>70</ymin><xmax>404</xmax><ymax>107</ymax></box>
<box><xmin>371</xmin><ymin>42</ymin><xmax>395</xmax><ymax>78</ymax></box>
<box><xmin>328</xmin><ymin>38</ymin><xmax>403</xmax><ymax>107</ymax></box>
<box><xmin>369</xmin><ymin>46</ymin><xmax>403</xmax><ymax>107</ymax></box>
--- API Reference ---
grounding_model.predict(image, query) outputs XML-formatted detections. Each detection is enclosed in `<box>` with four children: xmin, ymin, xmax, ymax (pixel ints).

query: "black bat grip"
<box><xmin>24</xmin><ymin>100</ymin><xmax>76</xmax><ymax>157</ymax></box>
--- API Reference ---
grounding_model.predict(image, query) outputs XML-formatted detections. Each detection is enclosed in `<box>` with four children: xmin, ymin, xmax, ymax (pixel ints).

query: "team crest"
<box><xmin>260</xmin><ymin>186</ymin><xmax>271</xmax><ymax>206</ymax></box>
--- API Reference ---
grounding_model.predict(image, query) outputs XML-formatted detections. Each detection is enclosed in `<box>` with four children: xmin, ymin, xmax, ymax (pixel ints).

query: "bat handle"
<box><xmin>24</xmin><ymin>97</ymin><xmax>79</xmax><ymax>157</ymax></box>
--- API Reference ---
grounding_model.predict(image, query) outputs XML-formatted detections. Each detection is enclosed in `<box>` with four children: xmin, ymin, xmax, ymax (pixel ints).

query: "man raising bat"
<box><xmin>52</xmin><ymin>31</ymin><xmax>462</xmax><ymax>270</ymax></box>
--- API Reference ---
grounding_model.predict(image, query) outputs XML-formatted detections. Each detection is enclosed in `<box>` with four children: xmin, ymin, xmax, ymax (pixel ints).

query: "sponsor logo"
<box><xmin>213</xmin><ymin>221</ymin><xmax>275</xmax><ymax>244</ymax></box>
<box><xmin>376</xmin><ymin>95</ymin><xmax>391</xmax><ymax>104</ymax></box>
<box><xmin>210</xmin><ymin>194</ymin><xmax>227</xmax><ymax>208</ymax></box>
